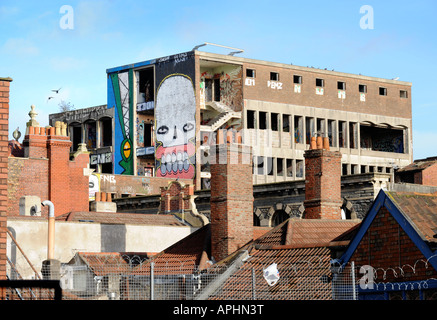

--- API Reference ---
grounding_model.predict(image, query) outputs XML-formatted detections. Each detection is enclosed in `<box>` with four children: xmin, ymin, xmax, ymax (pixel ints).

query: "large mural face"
<box><xmin>155</xmin><ymin>74</ymin><xmax>196</xmax><ymax>179</ymax></box>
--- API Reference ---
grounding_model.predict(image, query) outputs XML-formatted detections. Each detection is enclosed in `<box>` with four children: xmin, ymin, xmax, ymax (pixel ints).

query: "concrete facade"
<box><xmin>105</xmin><ymin>50</ymin><xmax>412</xmax><ymax>191</ymax></box>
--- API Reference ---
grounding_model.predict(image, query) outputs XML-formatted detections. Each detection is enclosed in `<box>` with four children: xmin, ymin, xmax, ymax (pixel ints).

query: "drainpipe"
<box><xmin>42</xmin><ymin>200</ymin><xmax>55</xmax><ymax>260</ymax></box>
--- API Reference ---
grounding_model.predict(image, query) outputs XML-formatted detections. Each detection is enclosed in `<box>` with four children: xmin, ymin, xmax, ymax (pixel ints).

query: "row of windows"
<box><xmin>253</xmin><ymin>155</ymin><xmax>393</xmax><ymax>178</ymax></box>
<box><xmin>246</xmin><ymin>68</ymin><xmax>409</xmax><ymax>98</ymax></box>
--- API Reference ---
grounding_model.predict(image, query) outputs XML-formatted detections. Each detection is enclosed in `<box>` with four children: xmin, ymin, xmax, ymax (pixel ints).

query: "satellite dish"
<box><xmin>263</xmin><ymin>263</ymin><xmax>280</xmax><ymax>286</ymax></box>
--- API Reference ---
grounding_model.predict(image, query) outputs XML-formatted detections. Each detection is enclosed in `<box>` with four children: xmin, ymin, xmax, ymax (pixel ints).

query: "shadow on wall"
<box><xmin>100</xmin><ymin>224</ymin><xmax>126</xmax><ymax>252</ymax></box>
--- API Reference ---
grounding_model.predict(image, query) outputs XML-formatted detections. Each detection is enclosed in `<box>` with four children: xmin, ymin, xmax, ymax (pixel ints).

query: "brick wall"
<box><xmin>210</xmin><ymin>143</ymin><xmax>253</xmax><ymax>262</ymax></box>
<box><xmin>351</xmin><ymin>206</ymin><xmax>437</xmax><ymax>282</ymax></box>
<box><xmin>303</xmin><ymin>137</ymin><xmax>342</xmax><ymax>219</ymax></box>
<box><xmin>8</xmin><ymin>127</ymin><xmax>90</xmax><ymax>217</ymax></box>
<box><xmin>0</xmin><ymin>77</ymin><xmax>12</xmax><ymax>281</ymax></box>
<box><xmin>420</xmin><ymin>163</ymin><xmax>437</xmax><ymax>187</ymax></box>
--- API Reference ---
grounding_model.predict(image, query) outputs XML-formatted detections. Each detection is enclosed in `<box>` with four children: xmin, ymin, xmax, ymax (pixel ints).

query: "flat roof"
<box><xmin>106</xmin><ymin>50</ymin><xmax>411</xmax><ymax>86</ymax></box>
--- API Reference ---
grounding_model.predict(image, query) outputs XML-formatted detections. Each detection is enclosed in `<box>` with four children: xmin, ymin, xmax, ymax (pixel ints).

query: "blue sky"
<box><xmin>1</xmin><ymin>0</ymin><xmax>436</xmax><ymax>160</ymax></box>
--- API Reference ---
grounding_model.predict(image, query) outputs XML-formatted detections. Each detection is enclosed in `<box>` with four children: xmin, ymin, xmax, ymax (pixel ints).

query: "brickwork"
<box><xmin>420</xmin><ymin>163</ymin><xmax>437</xmax><ymax>186</ymax></box>
<box><xmin>351</xmin><ymin>206</ymin><xmax>437</xmax><ymax>282</ymax></box>
<box><xmin>159</xmin><ymin>181</ymin><xmax>194</xmax><ymax>213</ymax></box>
<box><xmin>0</xmin><ymin>78</ymin><xmax>12</xmax><ymax>281</ymax></box>
<box><xmin>210</xmin><ymin>143</ymin><xmax>253</xmax><ymax>262</ymax></box>
<box><xmin>8</xmin><ymin>126</ymin><xmax>90</xmax><ymax>217</ymax></box>
<box><xmin>303</xmin><ymin>138</ymin><xmax>342</xmax><ymax>219</ymax></box>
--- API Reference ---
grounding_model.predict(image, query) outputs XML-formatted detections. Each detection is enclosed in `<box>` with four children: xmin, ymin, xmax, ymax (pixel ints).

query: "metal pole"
<box><xmin>351</xmin><ymin>261</ymin><xmax>357</xmax><ymax>300</ymax></box>
<box><xmin>150</xmin><ymin>262</ymin><xmax>155</xmax><ymax>300</ymax></box>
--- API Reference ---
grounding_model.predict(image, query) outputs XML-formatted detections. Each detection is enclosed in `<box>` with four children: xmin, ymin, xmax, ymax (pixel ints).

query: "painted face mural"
<box><xmin>155</xmin><ymin>74</ymin><xmax>196</xmax><ymax>179</ymax></box>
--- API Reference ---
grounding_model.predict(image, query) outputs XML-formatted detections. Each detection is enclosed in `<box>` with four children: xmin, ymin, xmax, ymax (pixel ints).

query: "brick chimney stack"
<box><xmin>303</xmin><ymin>135</ymin><xmax>342</xmax><ymax>219</ymax></box>
<box><xmin>210</xmin><ymin>133</ymin><xmax>253</xmax><ymax>262</ymax></box>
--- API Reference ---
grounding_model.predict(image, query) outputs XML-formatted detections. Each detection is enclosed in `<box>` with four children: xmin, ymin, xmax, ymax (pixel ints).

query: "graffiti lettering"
<box><xmin>267</xmin><ymin>81</ymin><xmax>282</xmax><ymax>90</ymax></box>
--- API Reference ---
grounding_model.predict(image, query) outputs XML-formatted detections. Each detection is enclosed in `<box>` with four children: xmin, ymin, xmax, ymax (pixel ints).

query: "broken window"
<box><xmin>360</xmin><ymin>125</ymin><xmax>405</xmax><ymax>153</ymax></box>
<box><xmin>282</xmin><ymin>114</ymin><xmax>290</xmax><ymax>132</ymax></box>
<box><xmin>379</xmin><ymin>87</ymin><xmax>387</xmax><ymax>96</ymax></box>
<box><xmin>317</xmin><ymin>118</ymin><xmax>325</xmax><ymax>136</ymax></box>
<box><xmin>85</xmin><ymin>120</ymin><xmax>97</xmax><ymax>149</ymax></box>
<box><xmin>271</xmin><ymin>113</ymin><xmax>278</xmax><ymax>131</ymax></box>
<box><xmin>259</xmin><ymin>112</ymin><xmax>267</xmax><ymax>130</ymax></box>
<box><xmin>205</xmin><ymin>79</ymin><xmax>213</xmax><ymax>102</ymax></box>
<box><xmin>247</xmin><ymin>110</ymin><xmax>256</xmax><ymax>129</ymax></box>
<box><xmin>71</xmin><ymin>123</ymin><xmax>82</xmax><ymax>152</ymax></box>
<box><xmin>400</xmin><ymin>90</ymin><xmax>408</xmax><ymax>98</ymax></box>
<box><xmin>270</xmin><ymin>72</ymin><xmax>279</xmax><ymax>81</ymax></box>
<box><xmin>316</xmin><ymin>78</ymin><xmax>324</xmax><ymax>87</ymax></box>
<box><xmin>246</xmin><ymin>69</ymin><xmax>256</xmax><ymax>78</ymax></box>
<box><xmin>359</xmin><ymin>84</ymin><xmax>367</xmax><ymax>93</ymax></box>
<box><xmin>294</xmin><ymin>116</ymin><xmax>303</xmax><ymax>144</ymax></box>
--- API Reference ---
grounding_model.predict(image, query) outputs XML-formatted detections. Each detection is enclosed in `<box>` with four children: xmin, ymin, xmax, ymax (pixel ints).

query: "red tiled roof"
<box><xmin>387</xmin><ymin>191</ymin><xmax>437</xmax><ymax>243</ymax></box>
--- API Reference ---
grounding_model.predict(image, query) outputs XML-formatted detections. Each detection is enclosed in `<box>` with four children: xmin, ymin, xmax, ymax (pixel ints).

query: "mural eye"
<box><xmin>183</xmin><ymin>123</ymin><xmax>194</xmax><ymax>132</ymax></box>
<box><xmin>157</xmin><ymin>125</ymin><xmax>169</xmax><ymax>134</ymax></box>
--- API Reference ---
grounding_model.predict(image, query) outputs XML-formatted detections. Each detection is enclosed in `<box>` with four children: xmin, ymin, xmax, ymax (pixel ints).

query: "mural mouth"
<box><xmin>160</xmin><ymin>151</ymin><xmax>190</xmax><ymax>174</ymax></box>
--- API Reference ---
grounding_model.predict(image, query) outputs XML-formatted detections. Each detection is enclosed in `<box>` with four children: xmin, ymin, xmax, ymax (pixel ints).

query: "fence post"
<box><xmin>351</xmin><ymin>261</ymin><xmax>356</xmax><ymax>300</ymax></box>
<box><xmin>150</xmin><ymin>262</ymin><xmax>155</xmax><ymax>300</ymax></box>
<box><xmin>252</xmin><ymin>268</ymin><xmax>256</xmax><ymax>300</ymax></box>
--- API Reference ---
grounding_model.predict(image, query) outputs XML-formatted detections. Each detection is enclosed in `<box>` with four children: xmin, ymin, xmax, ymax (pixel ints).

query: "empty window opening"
<box><xmin>246</xmin><ymin>69</ymin><xmax>256</xmax><ymax>78</ymax></box>
<box><xmin>253</xmin><ymin>214</ymin><xmax>261</xmax><ymax>227</ymax></box>
<box><xmin>257</xmin><ymin>156</ymin><xmax>264</xmax><ymax>175</ymax></box>
<box><xmin>294</xmin><ymin>116</ymin><xmax>303</xmax><ymax>144</ymax></box>
<box><xmin>277</xmin><ymin>158</ymin><xmax>284</xmax><ymax>176</ymax></box>
<box><xmin>143</xmin><ymin>123</ymin><xmax>153</xmax><ymax>147</ymax></box>
<box><xmin>270</xmin><ymin>72</ymin><xmax>279</xmax><ymax>81</ymax></box>
<box><xmin>282</xmin><ymin>114</ymin><xmax>290</xmax><ymax>132</ymax></box>
<box><xmin>214</xmin><ymin>78</ymin><xmax>221</xmax><ymax>101</ymax></box>
<box><xmin>328</xmin><ymin>120</ymin><xmax>336</xmax><ymax>147</ymax></box>
<box><xmin>271</xmin><ymin>113</ymin><xmax>278</xmax><ymax>131</ymax></box>
<box><xmin>360</xmin><ymin>125</ymin><xmax>405</xmax><ymax>153</ymax></box>
<box><xmin>361</xmin><ymin>165</ymin><xmax>367</xmax><ymax>173</ymax></box>
<box><xmin>293</xmin><ymin>75</ymin><xmax>302</xmax><ymax>84</ymax></box>
<box><xmin>339</xmin><ymin>121</ymin><xmax>347</xmax><ymax>148</ymax></box>
<box><xmin>286</xmin><ymin>159</ymin><xmax>293</xmax><ymax>177</ymax></box>
<box><xmin>351</xmin><ymin>164</ymin><xmax>359</xmax><ymax>174</ymax></box>
<box><xmin>316</xmin><ymin>78</ymin><xmax>324</xmax><ymax>87</ymax></box>
<box><xmin>305</xmin><ymin>117</ymin><xmax>315</xmax><ymax>144</ymax></box>
<box><xmin>205</xmin><ymin>79</ymin><xmax>213</xmax><ymax>101</ymax></box>
<box><xmin>342</xmin><ymin>164</ymin><xmax>348</xmax><ymax>176</ymax></box>
<box><xmin>296</xmin><ymin>160</ymin><xmax>304</xmax><ymax>178</ymax></box>
<box><xmin>136</xmin><ymin>68</ymin><xmax>154</xmax><ymax>106</ymax></box>
<box><xmin>72</xmin><ymin>124</ymin><xmax>82</xmax><ymax>152</ymax></box>
<box><xmin>101</xmin><ymin>118</ymin><xmax>112</xmax><ymax>147</ymax></box>
<box><xmin>259</xmin><ymin>112</ymin><xmax>267</xmax><ymax>130</ymax></box>
<box><xmin>359</xmin><ymin>84</ymin><xmax>367</xmax><ymax>93</ymax></box>
<box><xmin>400</xmin><ymin>90</ymin><xmax>408</xmax><ymax>98</ymax></box>
<box><xmin>85</xmin><ymin>121</ymin><xmax>97</xmax><ymax>149</ymax></box>
<box><xmin>337</xmin><ymin>81</ymin><xmax>346</xmax><ymax>90</ymax></box>
<box><xmin>101</xmin><ymin>162</ymin><xmax>113</xmax><ymax>174</ymax></box>
<box><xmin>266</xmin><ymin>157</ymin><xmax>274</xmax><ymax>176</ymax></box>
<box><xmin>317</xmin><ymin>118</ymin><xmax>325</xmax><ymax>136</ymax></box>
<box><xmin>379</xmin><ymin>87</ymin><xmax>387</xmax><ymax>96</ymax></box>
<box><xmin>247</xmin><ymin>110</ymin><xmax>256</xmax><ymax>129</ymax></box>
<box><xmin>349</xmin><ymin>122</ymin><xmax>358</xmax><ymax>149</ymax></box>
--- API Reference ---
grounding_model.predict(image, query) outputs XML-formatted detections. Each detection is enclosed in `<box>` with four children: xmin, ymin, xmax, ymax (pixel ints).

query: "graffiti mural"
<box><xmin>155</xmin><ymin>74</ymin><xmax>196</xmax><ymax>179</ymax></box>
<box><xmin>108</xmin><ymin>70</ymin><xmax>134</xmax><ymax>175</ymax></box>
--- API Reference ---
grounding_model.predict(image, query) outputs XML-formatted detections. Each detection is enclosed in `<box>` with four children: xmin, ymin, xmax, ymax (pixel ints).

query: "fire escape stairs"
<box><xmin>201</xmin><ymin>101</ymin><xmax>241</xmax><ymax>132</ymax></box>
